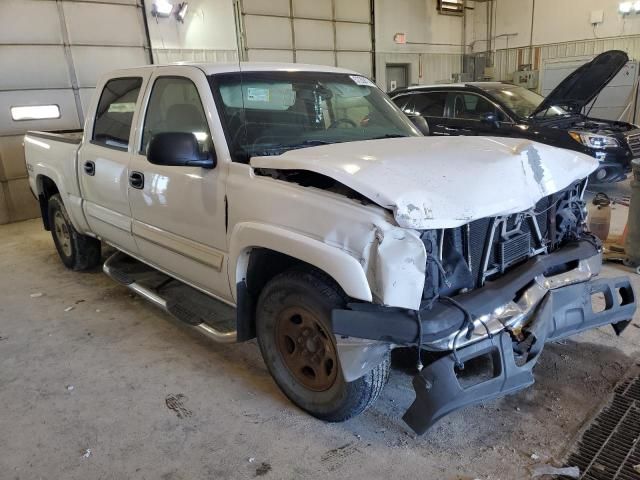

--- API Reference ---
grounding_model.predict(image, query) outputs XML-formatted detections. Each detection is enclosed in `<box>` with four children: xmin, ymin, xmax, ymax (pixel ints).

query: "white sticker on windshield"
<box><xmin>247</xmin><ymin>87</ymin><xmax>270</xmax><ymax>102</ymax></box>
<box><xmin>349</xmin><ymin>75</ymin><xmax>376</xmax><ymax>87</ymax></box>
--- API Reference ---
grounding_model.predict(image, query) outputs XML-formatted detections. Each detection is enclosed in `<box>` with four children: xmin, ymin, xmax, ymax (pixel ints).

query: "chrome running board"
<box><xmin>103</xmin><ymin>252</ymin><xmax>237</xmax><ymax>343</ymax></box>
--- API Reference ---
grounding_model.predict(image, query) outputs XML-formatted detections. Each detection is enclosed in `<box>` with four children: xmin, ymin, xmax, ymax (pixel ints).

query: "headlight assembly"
<box><xmin>569</xmin><ymin>131</ymin><xmax>620</xmax><ymax>149</ymax></box>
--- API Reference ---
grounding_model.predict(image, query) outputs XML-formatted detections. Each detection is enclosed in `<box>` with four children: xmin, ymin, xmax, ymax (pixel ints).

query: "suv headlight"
<box><xmin>569</xmin><ymin>131</ymin><xmax>620</xmax><ymax>149</ymax></box>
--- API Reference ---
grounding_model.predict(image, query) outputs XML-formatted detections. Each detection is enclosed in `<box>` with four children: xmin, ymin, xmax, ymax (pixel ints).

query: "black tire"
<box><xmin>48</xmin><ymin>194</ymin><xmax>101</xmax><ymax>271</ymax></box>
<box><xmin>256</xmin><ymin>267</ymin><xmax>389</xmax><ymax>422</ymax></box>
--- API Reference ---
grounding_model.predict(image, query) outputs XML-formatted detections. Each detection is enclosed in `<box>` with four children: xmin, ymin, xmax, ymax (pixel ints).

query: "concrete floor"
<box><xmin>1</xmin><ymin>211</ymin><xmax>640</xmax><ymax>480</ymax></box>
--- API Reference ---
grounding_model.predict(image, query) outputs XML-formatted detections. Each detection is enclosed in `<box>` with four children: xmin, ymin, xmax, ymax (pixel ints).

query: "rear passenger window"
<box><xmin>92</xmin><ymin>77</ymin><xmax>142</xmax><ymax>150</ymax></box>
<box><xmin>140</xmin><ymin>77</ymin><xmax>213</xmax><ymax>156</ymax></box>
<box><xmin>411</xmin><ymin>92</ymin><xmax>447</xmax><ymax>117</ymax></box>
<box><xmin>402</xmin><ymin>92</ymin><xmax>447</xmax><ymax>117</ymax></box>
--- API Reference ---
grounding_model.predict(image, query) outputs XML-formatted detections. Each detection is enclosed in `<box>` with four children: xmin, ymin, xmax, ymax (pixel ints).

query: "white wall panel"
<box><xmin>0</xmin><ymin>0</ymin><xmax>63</xmax><ymax>45</ymax></box>
<box><xmin>62</xmin><ymin>2</ymin><xmax>145</xmax><ymax>47</ymax></box>
<box><xmin>336</xmin><ymin>23</ymin><xmax>371</xmax><ymax>51</ymax></box>
<box><xmin>79</xmin><ymin>88</ymin><xmax>96</xmax><ymax>121</ymax></box>
<box><xmin>337</xmin><ymin>52</ymin><xmax>372</xmax><ymax>77</ymax></box>
<box><xmin>335</xmin><ymin>0</ymin><xmax>371</xmax><ymax>22</ymax></box>
<box><xmin>242</xmin><ymin>0</ymin><xmax>290</xmax><ymax>16</ymax></box>
<box><xmin>0</xmin><ymin>89</ymin><xmax>79</xmax><ymax>136</ymax></box>
<box><xmin>293</xmin><ymin>0</ymin><xmax>332</xmax><ymax>19</ymax></box>
<box><xmin>0</xmin><ymin>46</ymin><xmax>71</xmax><ymax>90</ymax></box>
<box><xmin>247</xmin><ymin>49</ymin><xmax>295</xmax><ymax>63</ymax></box>
<box><xmin>293</xmin><ymin>20</ymin><xmax>334</xmax><ymax>50</ymax></box>
<box><xmin>296</xmin><ymin>50</ymin><xmax>336</xmax><ymax>66</ymax></box>
<box><xmin>240</xmin><ymin>0</ymin><xmax>372</xmax><ymax>76</ymax></box>
<box><xmin>152</xmin><ymin>48</ymin><xmax>239</xmax><ymax>64</ymax></box>
<box><xmin>81</xmin><ymin>0</ymin><xmax>138</xmax><ymax>4</ymax></box>
<box><xmin>244</xmin><ymin>16</ymin><xmax>292</xmax><ymax>49</ymax></box>
<box><xmin>71</xmin><ymin>46</ymin><xmax>148</xmax><ymax>88</ymax></box>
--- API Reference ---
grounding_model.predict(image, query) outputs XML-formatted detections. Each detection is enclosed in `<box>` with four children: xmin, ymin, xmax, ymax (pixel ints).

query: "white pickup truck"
<box><xmin>25</xmin><ymin>62</ymin><xmax>636</xmax><ymax>434</ymax></box>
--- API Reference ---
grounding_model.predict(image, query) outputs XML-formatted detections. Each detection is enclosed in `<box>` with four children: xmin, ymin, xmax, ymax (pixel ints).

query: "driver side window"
<box><xmin>141</xmin><ymin>77</ymin><xmax>213</xmax><ymax>156</ymax></box>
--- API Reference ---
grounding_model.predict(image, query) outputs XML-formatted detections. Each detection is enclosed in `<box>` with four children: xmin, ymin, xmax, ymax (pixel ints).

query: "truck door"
<box><xmin>78</xmin><ymin>76</ymin><xmax>146</xmax><ymax>254</ymax></box>
<box><xmin>128</xmin><ymin>67</ymin><xmax>232</xmax><ymax>302</ymax></box>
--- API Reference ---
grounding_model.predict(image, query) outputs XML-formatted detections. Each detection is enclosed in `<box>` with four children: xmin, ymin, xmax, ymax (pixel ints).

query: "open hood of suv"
<box><xmin>251</xmin><ymin>136</ymin><xmax>598</xmax><ymax>229</ymax></box>
<box><xmin>531</xmin><ymin>50</ymin><xmax>629</xmax><ymax>117</ymax></box>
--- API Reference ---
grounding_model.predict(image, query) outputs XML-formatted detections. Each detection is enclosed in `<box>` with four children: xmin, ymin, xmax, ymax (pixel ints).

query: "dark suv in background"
<box><xmin>390</xmin><ymin>50</ymin><xmax>640</xmax><ymax>183</ymax></box>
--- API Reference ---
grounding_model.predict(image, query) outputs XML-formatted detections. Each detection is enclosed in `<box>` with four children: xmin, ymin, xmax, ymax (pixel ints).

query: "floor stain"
<box><xmin>255</xmin><ymin>462</ymin><xmax>271</xmax><ymax>476</ymax></box>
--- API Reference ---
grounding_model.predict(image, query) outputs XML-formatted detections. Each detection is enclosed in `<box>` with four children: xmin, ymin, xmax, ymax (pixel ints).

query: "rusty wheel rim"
<box><xmin>274</xmin><ymin>306</ymin><xmax>339</xmax><ymax>392</ymax></box>
<box><xmin>53</xmin><ymin>210</ymin><xmax>72</xmax><ymax>257</ymax></box>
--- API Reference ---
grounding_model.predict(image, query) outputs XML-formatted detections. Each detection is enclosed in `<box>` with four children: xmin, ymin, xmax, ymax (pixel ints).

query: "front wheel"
<box><xmin>48</xmin><ymin>194</ymin><xmax>101</xmax><ymax>271</ymax></box>
<box><xmin>256</xmin><ymin>267</ymin><xmax>389</xmax><ymax>422</ymax></box>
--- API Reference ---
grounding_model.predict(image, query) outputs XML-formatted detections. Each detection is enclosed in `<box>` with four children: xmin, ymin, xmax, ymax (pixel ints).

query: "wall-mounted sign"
<box><xmin>393</xmin><ymin>33</ymin><xmax>406</xmax><ymax>45</ymax></box>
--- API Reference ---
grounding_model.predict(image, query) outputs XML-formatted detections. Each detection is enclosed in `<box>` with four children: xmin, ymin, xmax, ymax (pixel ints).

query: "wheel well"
<box><xmin>37</xmin><ymin>176</ymin><xmax>59</xmax><ymax>230</ymax></box>
<box><xmin>236</xmin><ymin>248</ymin><xmax>336</xmax><ymax>342</ymax></box>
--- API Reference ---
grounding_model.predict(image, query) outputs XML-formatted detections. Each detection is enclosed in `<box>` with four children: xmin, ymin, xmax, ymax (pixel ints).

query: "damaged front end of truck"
<box><xmin>332</xmin><ymin>179</ymin><xmax>636</xmax><ymax>434</ymax></box>
<box><xmin>251</xmin><ymin>135</ymin><xmax>637</xmax><ymax>434</ymax></box>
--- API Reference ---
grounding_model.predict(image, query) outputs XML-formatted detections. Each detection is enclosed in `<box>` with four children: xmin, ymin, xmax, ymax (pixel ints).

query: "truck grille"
<box><xmin>626</xmin><ymin>131</ymin><xmax>640</xmax><ymax>157</ymax></box>
<box><xmin>461</xmin><ymin>196</ymin><xmax>555</xmax><ymax>288</ymax></box>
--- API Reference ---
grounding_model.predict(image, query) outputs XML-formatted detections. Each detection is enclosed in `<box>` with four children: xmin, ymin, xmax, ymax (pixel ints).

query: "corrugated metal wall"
<box><xmin>0</xmin><ymin>0</ymin><xmax>150</xmax><ymax>224</ymax></box>
<box><xmin>493</xmin><ymin>34</ymin><xmax>640</xmax><ymax>88</ymax></box>
<box><xmin>374</xmin><ymin>52</ymin><xmax>463</xmax><ymax>88</ymax></box>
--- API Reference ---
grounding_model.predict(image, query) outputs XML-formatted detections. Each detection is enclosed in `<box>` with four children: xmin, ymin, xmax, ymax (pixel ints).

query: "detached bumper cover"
<box><xmin>404</xmin><ymin>275</ymin><xmax>635</xmax><ymax>434</ymax></box>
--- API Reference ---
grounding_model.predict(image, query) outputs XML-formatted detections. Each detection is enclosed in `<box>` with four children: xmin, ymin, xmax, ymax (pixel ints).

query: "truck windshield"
<box><xmin>210</xmin><ymin>71</ymin><xmax>420</xmax><ymax>161</ymax></box>
<box><xmin>479</xmin><ymin>84</ymin><xmax>569</xmax><ymax>119</ymax></box>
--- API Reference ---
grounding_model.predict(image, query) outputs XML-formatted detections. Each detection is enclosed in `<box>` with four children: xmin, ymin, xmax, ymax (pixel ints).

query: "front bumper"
<box><xmin>332</xmin><ymin>241</ymin><xmax>636</xmax><ymax>434</ymax></box>
<box><xmin>589</xmin><ymin>156</ymin><xmax>631</xmax><ymax>183</ymax></box>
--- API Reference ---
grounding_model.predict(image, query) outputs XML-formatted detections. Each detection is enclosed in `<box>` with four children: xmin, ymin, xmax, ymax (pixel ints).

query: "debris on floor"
<box><xmin>64</xmin><ymin>306</ymin><xmax>74</xmax><ymax>312</ymax></box>
<box><xmin>82</xmin><ymin>449</ymin><xmax>91</xmax><ymax>459</ymax></box>
<box><xmin>165</xmin><ymin>393</ymin><xmax>192</xmax><ymax>418</ymax></box>
<box><xmin>30</xmin><ymin>292</ymin><xmax>43</xmax><ymax>298</ymax></box>
<box><xmin>634</xmin><ymin>464</ymin><xmax>640</xmax><ymax>474</ymax></box>
<box><xmin>531</xmin><ymin>464</ymin><xmax>579</xmax><ymax>478</ymax></box>
<box><xmin>66</xmin><ymin>385</ymin><xmax>74</xmax><ymax>391</ymax></box>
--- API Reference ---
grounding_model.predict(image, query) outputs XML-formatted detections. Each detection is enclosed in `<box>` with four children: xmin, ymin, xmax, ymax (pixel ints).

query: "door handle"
<box><xmin>84</xmin><ymin>161</ymin><xmax>95</xmax><ymax>176</ymax></box>
<box><xmin>129</xmin><ymin>171</ymin><xmax>144</xmax><ymax>189</ymax></box>
<box><xmin>442</xmin><ymin>126</ymin><xmax>460</xmax><ymax>132</ymax></box>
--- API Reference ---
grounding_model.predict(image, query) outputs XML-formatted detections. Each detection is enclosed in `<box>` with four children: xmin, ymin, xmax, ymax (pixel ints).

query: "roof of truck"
<box><xmin>111</xmin><ymin>62</ymin><xmax>359</xmax><ymax>76</ymax></box>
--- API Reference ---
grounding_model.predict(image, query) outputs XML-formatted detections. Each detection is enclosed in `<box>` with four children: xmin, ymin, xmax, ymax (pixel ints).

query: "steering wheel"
<box><xmin>329</xmin><ymin>118</ymin><xmax>357</xmax><ymax>129</ymax></box>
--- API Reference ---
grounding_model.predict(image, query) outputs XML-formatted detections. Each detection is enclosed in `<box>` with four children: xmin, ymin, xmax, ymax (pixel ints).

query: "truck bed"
<box><xmin>26</xmin><ymin>129</ymin><xmax>83</xmax><ymax>145</ymax></box>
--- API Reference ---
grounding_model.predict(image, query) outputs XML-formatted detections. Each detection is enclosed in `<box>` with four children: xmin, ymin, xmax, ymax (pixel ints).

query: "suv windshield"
<box><xmin>210</xmin><ymin>71</ymin><xmax>419</xmax><ymax>161</ymax></box>
<box><xmin>478</xmin><ymin>84</ymin><xmax>568</xmax><ymax>119</ymax></box>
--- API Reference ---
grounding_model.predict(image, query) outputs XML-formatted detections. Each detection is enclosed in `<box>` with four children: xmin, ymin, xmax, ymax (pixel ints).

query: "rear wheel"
<box><xmin>256</xmin><ymin>267</ymin><xmax>389</xmax><ymax>422</ymax></box>
<box><xmin>48</xmin><ymin>194</ymin><xmax>101</xmax><ymax>271</ymax></box>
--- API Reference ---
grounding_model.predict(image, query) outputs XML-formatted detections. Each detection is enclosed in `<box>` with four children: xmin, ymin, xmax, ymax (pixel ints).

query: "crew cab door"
<box><xmin>128</xmin><ymin>67</ymin><xmax>232</xmax><ymax>301</ymax></box>
<box><xmin>78</xmin><ymin>76</ymin><xmax>146</xmax><ymax>253</ymax></box>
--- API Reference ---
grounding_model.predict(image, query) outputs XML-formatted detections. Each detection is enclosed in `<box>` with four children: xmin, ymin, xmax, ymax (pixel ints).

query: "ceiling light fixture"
<box><xmin>152</xmin><ymin>0</ymin><xmax>174</xmax><ymax>18</ymax></box>
<box><xmin>619</xmin><ymin>1</ymin><xmax>633</xmax><ymax>14</ymax></box>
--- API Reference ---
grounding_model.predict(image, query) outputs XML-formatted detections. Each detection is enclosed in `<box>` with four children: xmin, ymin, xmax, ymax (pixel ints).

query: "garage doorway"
<box><xmin>386</xmin><ymin>64</ymin><xmax>409</xmax><ymax>92</ymax></box>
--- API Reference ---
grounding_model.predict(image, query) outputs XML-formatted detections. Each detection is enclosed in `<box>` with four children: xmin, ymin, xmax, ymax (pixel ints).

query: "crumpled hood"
<box><xmin>250</xmin><ymin>136</ymin><xmax>598</xmax><ymax>229</ymax></box>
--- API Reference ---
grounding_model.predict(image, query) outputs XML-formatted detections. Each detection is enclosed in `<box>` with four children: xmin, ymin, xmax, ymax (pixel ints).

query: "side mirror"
<box><xmin>480</xmin><ymin>112</ymin><xmax>500</xmax><ymax>128</ymax></box>
<box><xmin>147</xmin><ymin>132</ymin><xmax>216</xmax><ymax>169</ymax></box>
<box><xmin>410</xmin><ymin>115</ymin><xmax>430</xmax><ymax>135</ymax></box>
